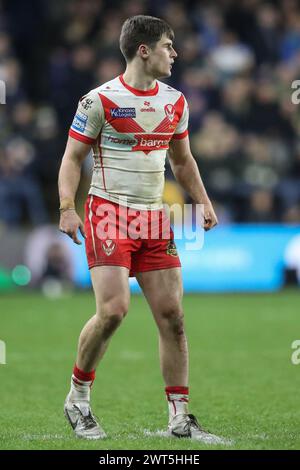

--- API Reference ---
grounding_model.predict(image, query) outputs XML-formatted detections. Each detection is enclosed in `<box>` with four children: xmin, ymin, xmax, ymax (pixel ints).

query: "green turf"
<box><xmin>0</xmin><ymin>289</ymin><xmax>300</xmax><ymax>450</ymax></box>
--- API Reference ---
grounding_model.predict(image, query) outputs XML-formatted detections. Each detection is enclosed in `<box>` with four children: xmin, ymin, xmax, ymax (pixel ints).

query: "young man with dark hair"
<box><xmin>58</xmin><ymin>15</ymin><xmax>222</xmax><ymax>443</ymax></box>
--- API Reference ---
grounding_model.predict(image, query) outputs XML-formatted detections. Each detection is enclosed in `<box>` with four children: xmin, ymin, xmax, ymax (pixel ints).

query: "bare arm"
<box><xmin>168</xmin><ymin>136</ymin><xmax>218</xmax><ymax>230</ymax></box>
<box><xmin>58</xmin><ymin>136</ymin><xmax>92</xmax><ymax>244</ymax></box>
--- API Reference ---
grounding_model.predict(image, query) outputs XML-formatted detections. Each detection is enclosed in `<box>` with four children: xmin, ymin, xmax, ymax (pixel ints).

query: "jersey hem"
<box><xmin>88</xmin><ymin>188</ymin><xmax>164</xmax><ymax>211</ymax></box>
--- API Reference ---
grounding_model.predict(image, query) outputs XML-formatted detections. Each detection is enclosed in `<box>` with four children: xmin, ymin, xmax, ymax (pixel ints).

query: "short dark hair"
<box><xmin>120</xmin><ymin>15</ymin><xmax>174</xmax><ymax>62</ymax></box>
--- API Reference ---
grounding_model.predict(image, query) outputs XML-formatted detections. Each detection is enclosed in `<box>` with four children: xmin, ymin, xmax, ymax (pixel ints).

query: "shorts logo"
<box><xmin>166</xmin><ymin>240</ymin><xmax>178</xmax><ymax>257</ymax></box>
<box><xmin>72</xmin><ymin>111</ymin><xmax>88</xmax><ymax>132</ymax></box>
<box><xmin>110</xmin><ymin>108</ymin><xmax>136</xmax><ymax>118</ymax></box>
<box><xmin>164</xmin><ymin>104</ymin><xmax>175</xmax><ymax>122</ymax></box>
<box><xmin>102</xmin><ymin>239</ymin><xmax>116</xmax><ymax>256</ymax></box>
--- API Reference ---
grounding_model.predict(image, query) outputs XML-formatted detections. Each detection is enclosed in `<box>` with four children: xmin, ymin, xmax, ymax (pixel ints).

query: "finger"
<box><xmin>72</xmin><ymin>233</ymin><xmax>82</xmax><ymax>245</ymax></box>
<box><xmin>79</xmin><ymin>222</ymin><xmax>86</xmax><ymax>239</ymax></box>
<box><xmin>204</xmin><ymin>217</ymin><xmax>213</xmax><ymax>231</ymax></box>
<box><xmin>71</xmin><ymin>231</ymin><xmax>82</xmax><ymax>245</ymax></box>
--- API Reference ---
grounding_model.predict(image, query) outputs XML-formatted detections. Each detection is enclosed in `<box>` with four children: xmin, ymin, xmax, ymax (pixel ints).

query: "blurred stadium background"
<box><xmin>1</xmin><ymin>0</ymin><xmax>300</xmax><ymax>451</ymax></box>
<box><xmin>1</xmin><ymin>0</ymin><xmax>300</xmax><ymax>294</ymax></box>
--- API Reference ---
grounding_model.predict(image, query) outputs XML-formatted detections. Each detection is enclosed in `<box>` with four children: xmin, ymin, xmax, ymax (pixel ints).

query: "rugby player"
<box><xmin>58</xmin><ymin>15</ymin><xmax>221</xmax><ymax>443</ymax></box>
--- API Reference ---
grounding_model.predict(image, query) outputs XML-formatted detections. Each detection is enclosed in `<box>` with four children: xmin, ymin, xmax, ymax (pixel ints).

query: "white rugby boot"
<box><xmin>168</xmin><ymin>413</ymin><xmax>230</xmax><ymax>445</ymax></box>
<box><xmin>64</xmin><ymin>393</ymin><xmax>106</xmax><ymax>440</ymax></box>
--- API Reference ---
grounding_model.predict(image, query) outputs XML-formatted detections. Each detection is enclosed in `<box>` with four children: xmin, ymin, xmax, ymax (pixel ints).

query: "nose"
<box><xmin>171</xmin><ymin>47</ymin><xmax>178</xmax><ymax>58</ymax></box>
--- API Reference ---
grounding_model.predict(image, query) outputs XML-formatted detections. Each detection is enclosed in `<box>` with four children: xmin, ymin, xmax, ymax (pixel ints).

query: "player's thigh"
<box><xmin>90</xmin><ymin>266</ymin><xmax>130</xmax><ymax>315</ymax></box>
<box><xmin>136</xmin><ymin>267</ymin><xmax>183</xmax><ymax>318</ymax></box>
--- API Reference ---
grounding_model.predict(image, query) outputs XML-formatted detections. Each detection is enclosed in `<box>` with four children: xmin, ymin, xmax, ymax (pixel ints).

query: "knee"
<box><xmin>97</xmin><ymin>299</ymin><xmax>129</xmax><ymax>337</ymax></box>
<box><xmin>159</xmin><ymin>307</ymin><xmax>185</xmax><ymax>336</ymax></box>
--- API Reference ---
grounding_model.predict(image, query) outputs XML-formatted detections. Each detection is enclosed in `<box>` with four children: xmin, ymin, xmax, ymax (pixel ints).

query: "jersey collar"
<box><xmin>119</xmin><ymin>74</ymin><xmax>159</xmax><ymax>96</ymax></box>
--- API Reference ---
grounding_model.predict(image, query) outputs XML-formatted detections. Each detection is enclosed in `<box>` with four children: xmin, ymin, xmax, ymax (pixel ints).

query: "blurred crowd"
<box><xmin>1</xmin><ymin>0</ymin><xmax>300</xmax><ymax>226</ymax></box>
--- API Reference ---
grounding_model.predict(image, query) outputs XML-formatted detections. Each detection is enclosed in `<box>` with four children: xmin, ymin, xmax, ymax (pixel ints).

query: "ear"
<box><xmin>138</xmin><ymin>44</ymin><xmax>150</xmax><ymax>59</ymax></box>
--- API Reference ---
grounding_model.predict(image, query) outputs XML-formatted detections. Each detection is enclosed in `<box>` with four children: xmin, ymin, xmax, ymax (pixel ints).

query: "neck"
<box><xmin>122</xmin><ymin>62</ymin><xmax>157</xmax><ymax>91</ymax></box>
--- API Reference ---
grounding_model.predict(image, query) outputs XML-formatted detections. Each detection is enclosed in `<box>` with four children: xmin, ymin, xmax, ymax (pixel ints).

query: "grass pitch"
<box><xmin>0</xmin><ymin>289</ymin><xmax>300</xmax><ymax>450</ymax></box>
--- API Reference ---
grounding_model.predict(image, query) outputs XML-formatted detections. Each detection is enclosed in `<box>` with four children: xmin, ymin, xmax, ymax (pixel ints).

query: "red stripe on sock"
<box><xmin>171</xmin><ymin>400</ymin><xmax>177</xmax><ymax>414</ymax></box>
<box><xmin>165</xmin><ymin>386</ymin><xmax>189</xmax><ymax>396</ymax></box>
<box><xmin>73</xmin><ymin>364</ymin><xmax>96</xmax><ymax>382</ymax></box>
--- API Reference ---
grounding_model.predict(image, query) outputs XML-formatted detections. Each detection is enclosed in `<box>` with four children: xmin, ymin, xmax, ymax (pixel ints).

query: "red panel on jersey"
<box><xmin>153</xmin><ymin>94</ymin><xmax>185</xmax><ymax>133</ymax></box>
<box><xmin>152</xmin><ymin>117</ymin><xmax>176</xmax><ymax>133</ymax></box>
<box><xmin>132</xmin><ymin>133</ymin><xmax>172</xmax><ymax>153</ymax></box>
<box><xmin>98</xmin><ymin>93</ymin><xmax>145</xmax><ymax>133</ymax></box>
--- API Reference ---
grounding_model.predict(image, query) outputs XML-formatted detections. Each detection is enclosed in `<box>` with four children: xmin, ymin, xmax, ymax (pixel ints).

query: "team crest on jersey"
<box><xmin>110</xmin><ymin>108</ymin><xmax>136</xmax><ymax>118</ymax></box>
<box><xmin>166</xmin><ymin>240</ymin><xmax>178</xmax><ymax>257</ymax></box>
<box><xmin>102</xmin><ymin>239</ymin><xmax>116</xmax><ymax>256</ymax></box>
<box><xmin>164</xmin><ymin>104</ymin><xmax>175</xmax><ymax>122</ymax></box>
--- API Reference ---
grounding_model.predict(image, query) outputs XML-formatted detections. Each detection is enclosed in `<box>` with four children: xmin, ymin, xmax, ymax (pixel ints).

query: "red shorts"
<box><xmin>84</xmin><ymin>195</ymin><xmax>181</xmax><ymax>276</ymax></box>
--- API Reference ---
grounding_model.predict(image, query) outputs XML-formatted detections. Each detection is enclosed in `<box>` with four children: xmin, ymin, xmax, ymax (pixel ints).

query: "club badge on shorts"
<box><xmin>166</xmin><ymin>240</ymin><xmax>178</xmax><ymax>257</ymax></box>
<box><xmin>102</xmin><ymin>239</ymin><xmax>116</xmax><ymax>256</ymax></box>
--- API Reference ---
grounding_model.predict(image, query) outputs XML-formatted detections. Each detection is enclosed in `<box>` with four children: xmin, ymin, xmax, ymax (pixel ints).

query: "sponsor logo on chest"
<box><xmin>140</xmin><ymin>101</ymin><xmax>156</xmax><ymax>112</ymax></box>
<box><xmin>110</xmin><ymin>107</ymin><xmax>136</xmax><ymax>118</ymax></box>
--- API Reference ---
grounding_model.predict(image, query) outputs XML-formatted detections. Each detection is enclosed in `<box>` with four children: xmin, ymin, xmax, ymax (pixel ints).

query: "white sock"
<box><xmin>165</xmin><ymin>387</ymin><xmax>189</xmax><ymax>423</ymax></box>
<box><xmin>69</xmin><ymin>375</ymin><xmax>92</xmax><ymax>403</ymax></box>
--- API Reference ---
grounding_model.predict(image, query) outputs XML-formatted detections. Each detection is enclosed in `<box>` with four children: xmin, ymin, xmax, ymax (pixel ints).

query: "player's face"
<box><xmin>147</xmin><ymin>34</ymin><xmax>177</xmax><ymax>78</ymax></box>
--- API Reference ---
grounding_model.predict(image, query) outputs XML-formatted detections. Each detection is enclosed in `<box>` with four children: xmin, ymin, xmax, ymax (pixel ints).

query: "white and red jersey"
<box><xmin>69</xmin><ymin>74</ymin><xmax>189</xmax><ymax>210</ymax></box>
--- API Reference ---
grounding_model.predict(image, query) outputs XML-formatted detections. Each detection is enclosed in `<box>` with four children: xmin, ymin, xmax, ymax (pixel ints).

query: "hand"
<box><xmin>59</xmin><ymin>209</ymin><xmax>86</xmax><ymax>245</ymax></box>
<box><xmin>202</xmin><ymin>201</ymin><xmax>218</xmax><ymax>231</ymax></box>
